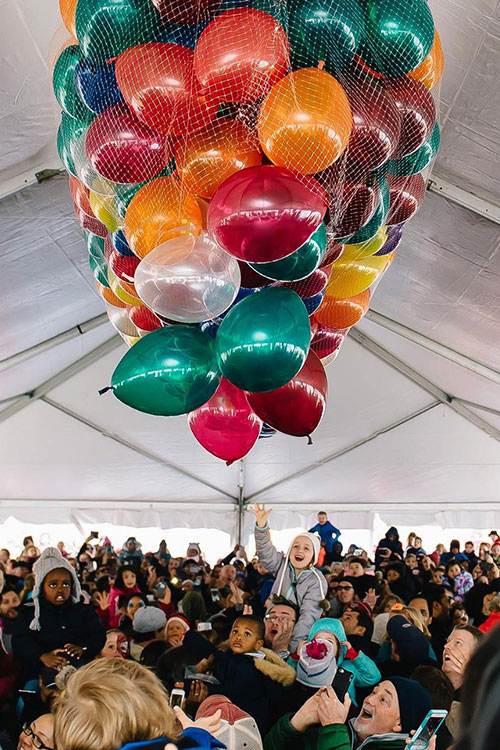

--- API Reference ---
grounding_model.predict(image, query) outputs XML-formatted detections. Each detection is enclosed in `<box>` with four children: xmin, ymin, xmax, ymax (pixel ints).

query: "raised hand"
<box><xmin>40</xmin><ymin>649</ymin><xmax>69</xmax><ymax>670</ymax></box>
<box><xmin>318</xmin><ymin>686</ymin><xmax>351</xmax><ymax>727</ymax></box>
<box><xmin>290</xmin><ymin>690</ymin><xmax>322</xmax><ymax>732</ymax></box>
<box><xmin>250</xmin><ymin>503</ymin><xmax>272</xmax><ymax>528</ymax></box>
<box><xmin>94</xmin><ymin>591</ymin><xmax>109</xmax><ymax>610</ymax></box>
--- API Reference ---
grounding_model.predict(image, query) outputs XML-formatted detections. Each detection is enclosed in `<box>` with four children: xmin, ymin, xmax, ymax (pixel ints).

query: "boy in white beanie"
<box><xmin>12</xmin><ymin>547</ymin><xmax>106</xmax><ymax>679</ymax></box>
<box><xmin>251</xmin><ymin>504</ymin><xmax>328</xmax><ymax>651</ymax></box>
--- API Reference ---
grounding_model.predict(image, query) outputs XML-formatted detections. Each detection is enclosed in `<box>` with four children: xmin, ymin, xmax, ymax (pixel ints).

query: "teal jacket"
<box><xmin>264</xmin><ymin>714</ymin><xmax>407</xmax><ymax>750</ymax></box>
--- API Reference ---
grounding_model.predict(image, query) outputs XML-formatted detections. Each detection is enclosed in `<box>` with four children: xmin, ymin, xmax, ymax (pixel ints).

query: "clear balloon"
<box><xmin>258</xmin><ymin>68</ymin><xmax>352</xmax><ymax>175</ymax></box>
<box><xmin>249</xmin><ymin>224</ymin><xmax>326</xmax><ymax>282</ymax></box>
<box><xmin>208</xmin><ymin>166</ymin><xmax>327</xmax><ymax>263</ymax></box>
<box><xmin>194</xmin><ymin>9</ymin><xmax>289</xmax><ymax>103</ymax></box>
<box><xmin>125</xmin><ymin>176</ymin><xmax>202</xmax><ymax>259</ymax></box>
<box><xmin>216</xmin><ymin>287</ymin><xmax>311</xmax><ymax>392</ymax></box>
<box><xmin>188</xmin><ymin>378</ymin><xmax>262</xmax><ymax>463</ymax></box>
<box><xmin>135</xmin><ymin>234</ymin><xmax>241</xmax><ymax>323</ymax></box>
<box><xmin>109</xmin><ymin>326</ymin><xmax>221</xmax><ymax>416</ymax></box>
<box><xmin>247</xmin><ymin>350</ymin><xmax>328</xmax><ymax>437</ymax></box>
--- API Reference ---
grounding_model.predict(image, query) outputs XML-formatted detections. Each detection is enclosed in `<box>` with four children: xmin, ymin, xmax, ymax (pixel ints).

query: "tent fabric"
<box><xmin>1</xmin><ymin>0</ymin><xmax>500</xmax><ymax>539</ymax></box>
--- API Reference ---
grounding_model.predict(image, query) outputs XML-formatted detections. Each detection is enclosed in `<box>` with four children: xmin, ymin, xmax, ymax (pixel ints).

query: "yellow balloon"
<box><xmin>342</xmin><ymin>228</ymin><xmax>388</xmax><ymax>261</ymax></box>
<box><xmin>89</xmin><ymin>191</ymin><xmax>122</xmax><ymax>233</ymax></box>
<box><xmin>326</xmin><ymin>255</ymin><xmax>390</xmax><ymax>300</ymax></box>
<box><xmin>107</xmin><ymin>268</ymin><xmax>141</xmax><ymax>306</ymax></box>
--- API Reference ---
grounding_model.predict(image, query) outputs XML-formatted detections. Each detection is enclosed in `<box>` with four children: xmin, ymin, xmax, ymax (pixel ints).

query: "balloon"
<box><xmin>328</xmin><ymin>181</ymin><xmax>379</xmax><ymax>239</ymax></box>
<box><xmin>315</xmin><ymin>289</ymin><xmax>371</xmax><ymax>328</ymax></box>
<box><xmin>287</xmin><ymin>0</ymin><xmax>364</xmax><ymax>72</ymax></box>
<box><xmin>75</xmin><ymin>0</ymin><xmax>160</xmax><ymax>64</ymax></box>
<box><xmin>326</xmin><ymin>253</ymin><xmax>389</xmax><ymax>299</ymax></box>
<box><xmin>128</xmin><ymin>305</ymin><xmax>162</xmax><ymax>336</ymax></box>
<box><xmin>386</xmin><ymin>174</ymin><xmax>425</xmax><ymax>225</ymax></box>
<box><xmin>247</xmin><ymin>350</ymin><xmax>327</xmax><ymax>437</ymax></box>
<box><xmin>89</xmin><ymin>254</ymin><xmax>109</xmax><ymax>287</ymax></box>
<box><xmin>258</xmin><ymin>68</ymin><xmax>352</xmax><ymax>174</ymax></box>
<box><xmin>111</xmin><ymin>230</ymin><xmax>136</xmax><ymax>257</ymax></box>
<box><xmin>310</xmin><ymin>320</ymin><xmax>347</xmax><ymax>359</ymax></box>
<box><xmin>48</xmin><ymin>24</ymin><xmax>78</xmax><ymax>74</ymax></box>
<box><xmin>69</xmin><ymin>174</ymin><xmax>93</xmax><ymax>218</ymax></box>
<box><xmin>107</xmin><ymin>267</ymin><xmax>141</xmax><ymax>306</ymax></box>
<box><xmin>89</xmin><ymin>185</ymin><xmax>124</xmax><ymax>232</ymax></box>
<box><xmin>373</xmin><ymin>226</ymin><xmax>403</xmax><ymax>256</ymax></box>
<box><xmin>96</xmin><ymin>280</ymin><xmax>127</xmax><ymax>308</ymax></box>
<box><xmin>76</xmin><ymin>208</ymin><xmax>108</xmax><ymax>238</ymax></box>
<box><xmin>52</xmin><ymin>46</ymin><xmax>93</xmax><ymax>121</ymax></box>
<box><xmin>388</xmin><ymin>123</ymin><xmax>440</xmax><ymax>176</ymax></box>
<box><xmin>75</xmin><ymin>60</ymin><xmax>124</xmax><ymax>114</ymax></box>
<box><xmin>135</xmin><ymin>234</ymin><xmax>241</xmax><ymax>323</ymax></box>
<box><xmin>106</xmin><ymin>301</ymin><xmax>139</xmax><ymax>337</ymax></box>
<box><xmin>385</xmin><ymin>78</ymin><xmax>436</xmax><ymax>159</ymax></box>
<box><xmin>321</xmin><ymin>237</ymin><xmax>344</xmax><ymax>266</ymax></box>
<box><xmin>60</xmin><ymin>0</ymin><xmax>77</xmax><ymax>36</ymax></box>
<box><xmin>216</xmin><ymin>287</ymin><xmax>310</xmax><ymax>392</ymax></box>
<box><xmin>360</xmin><ymin>0</ymin><xmax>434</xmax><ymax>76</ymax></box>
<box><xmin>188</xmin><ymin>378</ymin><xmax>262</xmax><ymax>462</ymax></box>
<box><xmin>109</xmin><ymin>250</ymin><xmax>139</xmax><ymax>284</ymax></box>
<box><xmin>125</xmin><ymin>176</ymin><xmax>202</xmax><ymax>259</ymax></box>
<box><xmin>346</xmin><ymin>178</ymin><xmax>389</xmax><ymax>243</ymax></box>
<box><xmin>71</xmin><ymin>131</ymin><xmax>117</xmax><ymax>194</ymax></box>
<box><xmin>278</xmin><ymin>267</ymin><xmax>331</xmax><ymax>299</ymax></box>
<box><xmin>304</xmin><ymin>291</ymin><xmax>325</xmax><ymax>316</ymax></box>
<box><xmin>116</xmin><ymin>43</ymin><xmax>219</xmax><ymax>137</ymax></box>
<box><xmin>85</xmin><ymin>104</ymin><xmax>175</xmax><ymax>184</ymax></box>
<box><xmin>176</xmin><ymin>119</ymin><xmax>262</xmax><ymax>199</ymax></box>
<box><xmin>114</xmin><ymin>183</ymin><xmax>147</xmax><ymax>221</ymax></box>
<box><xmin>208</xmin><ymin>166</ymin><xmax>327</xmax><ymax>263</ymax></box>
<box><xmin>85</xmin><ymin>231</ymin><xmax>106</xmax><ymax>261</ymax></box>
<box><xmin>194</xmin><ymin>9</ymin><xmax>289</xmax><ymax>103</ymax></box>
<box><xmin>238</xmin><ymin>262</ymin><xmax>272</xmax><ymax>289</ymax></box>
<box><xmin>408</xmin><ymin>30</ymin><xmax>444</xmax><ymax>90</ymax></box>
<box><xmin>152</xmin><ymin>0</ymin><xmax>221</xmax><ymax>26</ymax></box>
<box><xmin>109</xmin><ymin>326</ymin><xmax>220</xmax><ymax>416</ymax></box>
<box><xmin>249</xmin><ymin>224</ymin><xmax>326</xmax><ymax>282</ymax></box>
<box><xmin>342</xmin><ymin>228</ymin><xmax>388</xmax><ymax>260</ymax></box>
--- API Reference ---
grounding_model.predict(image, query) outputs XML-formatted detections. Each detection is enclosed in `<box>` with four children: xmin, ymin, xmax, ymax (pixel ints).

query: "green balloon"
<box><xmin>341</xmin><ymin>177</ymin><xmax>389</xmax><ymax>243</ymax></box>
<box><xmin>53</xmin><ymin>46</ymin><xmax>93</xmax><ymax>121</ymax></box>
<box><xmin>89</xmin><ymin>254</ymin><xmax>109</xmax><ymax>287</ymax></box>
<box><xmin>58</xmin><ymin>112</ymin><xmax>92</xmax><ymax>176</ymax></box>
<box><xmin>249</xmin><ymin>223</ymin><xmax>327</xmax><ymax>282</ymax></box>
<box><xmin>85</xmin><ymin>232</ymin><xmax>106</xmax><ymax>262</ymax></box>
<box><xmin>216</xmin><ymin>288</ymin><xmax>310</xmax><ymax>393</ymax></box>
<box><xmin>76</xmin><ymin>0</ymin><xmax>160</xmax><ymax>64</ymax></box>
<box><xmin>288</xmin><ymin>0</ymin><xmax>364</xmax><ymax>72</ymax></box>
<box><xmin>360</xmin><ymin>0</ymin><xmax>435</xmax><ymax>76</ymax></box>
<box><xmin>387</xmin><ymin>123</ymin><xmax>440</xmax><ymax>176</ymax></box>
<box><xmin>110</xmin><ymin>326</ymin><xmax>220</xmax><ymax>416</ymax></box>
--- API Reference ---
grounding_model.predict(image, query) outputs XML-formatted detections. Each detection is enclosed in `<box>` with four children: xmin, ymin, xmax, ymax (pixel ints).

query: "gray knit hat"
<box><xmin>30</xmin><ymin>547</ymin><xmax>81</xmax><ymax>631</ymax></box>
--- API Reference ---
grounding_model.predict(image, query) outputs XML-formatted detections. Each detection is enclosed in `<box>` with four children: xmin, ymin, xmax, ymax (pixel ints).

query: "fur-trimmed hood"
<box><xmin>254</xmin><ymin>647</ymin><xmax>296</xmax><ymax>686</ymax></box>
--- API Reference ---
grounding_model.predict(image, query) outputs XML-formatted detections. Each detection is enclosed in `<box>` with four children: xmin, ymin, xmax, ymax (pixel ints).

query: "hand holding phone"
<box><xmin>331</xmin><ymin>667</ymin><xmax>354</xmax><ymax>702</ymax></box>
<box><xmin>406</xmin><ymin>710</ymin><xmax>447</xmax><ymax>750</ymax></box>
<box><xmin>170</xmin><ymin>688</ymin><xmax>185</xmax><ymax>710</ymax></box>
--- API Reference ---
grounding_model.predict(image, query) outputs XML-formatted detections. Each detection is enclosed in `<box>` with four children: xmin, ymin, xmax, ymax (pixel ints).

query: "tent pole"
<box><xmin>236</xmin><ymin>460</ymin><xmax>245</xmax><ymax>546</ymax></box>
<box><xmin>362</xmin><ymin>311</ymin><xmax>500</xmax><ymax>386</ymax></box>
<box><xmin>428</xmin><ymin>173</ymin><xmax>500</xmax><ymax>225</ymax></box>
<box><xmin>0</xmin><ymin>313</ymin><xmax>109</xmax><ymax>374</ymax></box>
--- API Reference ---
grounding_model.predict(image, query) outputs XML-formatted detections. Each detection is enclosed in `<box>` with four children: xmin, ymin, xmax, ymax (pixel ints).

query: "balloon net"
<box><xmin>53</xmin><ymin>0</ymin><xmax>442</xmax><ymax>456</ymax></box>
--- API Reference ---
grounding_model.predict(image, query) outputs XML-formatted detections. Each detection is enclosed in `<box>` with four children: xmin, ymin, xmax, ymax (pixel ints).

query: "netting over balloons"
<box><xmin>55</xmin><ymin>0</ymin><xmax>443</xmax><ymax>462</ymax></box>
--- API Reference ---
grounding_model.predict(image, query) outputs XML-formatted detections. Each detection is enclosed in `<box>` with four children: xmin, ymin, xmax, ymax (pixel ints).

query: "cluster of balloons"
<box><xmin>54</xmin><ymin>0</ymin><xmax>442</xmax><ymax>463</ymax></box>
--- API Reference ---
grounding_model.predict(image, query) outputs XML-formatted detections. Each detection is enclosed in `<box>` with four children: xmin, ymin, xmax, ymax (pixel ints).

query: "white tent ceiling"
<box><xmin>1</xmin><ymin>0</ymin><xmax>500</xmax><ymax>540</ymax></box>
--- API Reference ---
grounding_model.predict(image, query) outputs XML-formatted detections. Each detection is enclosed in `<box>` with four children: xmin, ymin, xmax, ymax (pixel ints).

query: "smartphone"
<box><xmin>407</xmin><ymin>710</ymin><xmax>448</xmax><ymax>750</ymax></box>
<box><xmin>210</xmin><ymin>588</ymin><xmax>221</xmax><ymax>602</ymax></box>
<box><xmin>332</xmin><ymin>667</ymin><xmax>354</xmax><ymax>701</ymax></box>
<box><xmin>197</xmin><ymin>622</ymin><xmax>212</xmax><ymax>632</ymax></box>
<box><xmin>169</xmin><ymin>688</ymin><xmax>185</xmax><ymax>709</ymax></box>
<box><xmin>90</xmin><ymin>531</ymin><xmax>99</xmax><ymax>539</ymax></box>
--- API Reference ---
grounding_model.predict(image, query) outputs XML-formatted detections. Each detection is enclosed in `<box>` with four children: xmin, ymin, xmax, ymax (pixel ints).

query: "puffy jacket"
<box><xmin>12</xmin><ymin>599</ymin><xmax>106</xmax><ymax>678</ymax></box>
<box><xmin>264</xmin><ymin>714</ymin><xmax>407</xmax><ymax>750</ymax></box>
<box><xmin>255</xmin><ymin>525</ymin><xmax>327</xmax><ymax>650</ymax></box>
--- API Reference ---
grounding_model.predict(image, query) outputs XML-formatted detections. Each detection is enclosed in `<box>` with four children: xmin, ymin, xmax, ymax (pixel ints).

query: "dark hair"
<box><xmin>353</xmin><ymin>609</ymin><xmax>374</xmax><ymax>640</ymax></box>
<box><xmin>114</xmin><ymin>565</ymin><xmax>145</xmax><ymax>593</ymax></box>
<box><xmin>411</xmin><ymin>666</ymin><xmax>455</xmax><ymax>710</ymax></box>
<box><xmin>140</xmin><ymin>640</ymin><xmax>167</xmax><ymax>672</ymax></box>
<box><xmin>450</xmin><ymin>539</ymin><xmax>460</xmax><ymax>551</ymax></box>
<box><xmin>318</xmin><ymin>511</ymin><xmax>327</xmax><ymax>516</ymax></box>
<box><xmin>118</xmin><ymin>592</ymin><xmax>148</xmax><ymax>610</ymax></box>
<box><xmin>347</xmin><ymin>555</ymin><xmax>368</xmax><ymax>569</ymax></box>
<box><xmin>157</xmin><ymin>646</ymin><xmax>197</xmax><ymax>694</ymax></box>
<box><xmin>233</xmin><ymin>615</ymin><xmax>265</xmax><ymax>641</ymax></box>
<box><xmin>269</xmin><ymin>597</ymin><xmax>300</xmax><ymax>620</ymax></box>
<box><xmin>445</xmin><ymin>558</ymin><xmax>462</xmax><ymax>574</ymax></box>
<box><xmin>423</xmin><ymin>584</ymin><xmax>448</xmax><ymax>612</ymax></box>
<box><xmin>385</xmin><ymin>562</ymin><xmax>406</xmax><ymax>578</ymax></box>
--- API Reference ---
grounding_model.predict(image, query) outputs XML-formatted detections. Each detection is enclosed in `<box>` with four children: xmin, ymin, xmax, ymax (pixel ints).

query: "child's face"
<box><xmin>448</xmin><ymin>564</ymin><xmax>461</xmax><ymax>579</ymax></box>
<box><xmin>311</xmin><ymin>630</ymin><xmax>339</xmax><ymax>658</ymax></box>
<box><xmin>123</xmin><ymin>570</ymin><xmax>136</xmax><ymax>589</ymax></box>
<box><xmin>229</xmin><ymin>619</ymin><xmax>264</xmax><ymax>654</ymax></box>
<box><xmin>349</xmin><ymin>561</ymin><xmax>364</xmax><ymax>577</ymax></box>
<box><xmin>127</xmin><ymin>596</ymin><xmax>145</xmax><ymax>617</ymax></box>
<box><xmin>167</xmin><ymin>621</ymin><xmax>186</xmax><ymax>647</ymax></box>
<box><xmin>318</xmin><ymin>513</ymin><xmax>327</xmax><ymax>525</ymax></box>
<box><xmin>290</xmin><ymin>536</ymin><xmax>314</xmax><ymax>570</ymax></box>
<box><xmin>387</xmin><ymin>569</ymin><xmax>400</xmax><ymax>583</ymax></box>
<box><xmin>43</xmin><ymin>568</ymin><xmax>72</xmax><ymax>606</ymax></box>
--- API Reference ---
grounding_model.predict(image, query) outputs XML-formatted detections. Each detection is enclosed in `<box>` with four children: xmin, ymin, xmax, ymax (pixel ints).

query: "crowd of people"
<box><xmin>1</xmin><ymin>510</ymin><xmax>500</xmax><ymax>750</ymax></box>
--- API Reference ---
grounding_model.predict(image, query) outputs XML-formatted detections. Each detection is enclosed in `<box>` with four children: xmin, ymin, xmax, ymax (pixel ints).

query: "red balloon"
<box><xmin>109</xmin><ymin>250</ymin><xmax>139</xmax><ymax>284</ymax></box>
<box><xmin>188</xmin><ymin>378</ymin><xmax>262</xmax><ymax>463</ymax></box>
<box><xmin>75</xmin><ymin>208</ymin><xmax>107</xmax><ymax>237</ymax></box>
<box><xmin>385</xmin><ymin>77</ymin><xmax>436</xmax><ymax>159</ymax></box>
<box><xmin>386</xmin><ymin>174</ymin><xmax>425</xmax><ymax>224</ymax></box>
<box><xmin>310</xmin><ymin>320</ymin><xmax>348</xmax><ymax>359</ymax></box>
<box><xmin>69</xmin><ymin>175</ymin><xmax>93</xmax><ymax>217</ymax></box>
<box><xmin>276</xmin><ymin>268</ymin><xmax>331</xmax><ymax>299</ymax></box>
<box><xmin>151</xmin><ymin>0</ymin><xmax>221</xmax><ymax>25</ymax></box>
<box><xmin>85</xmin><ymin>103</ymin><xmax>174</xmax><ymax>183</ymax></box>
<box><xmin>116</xmin><ymin>43</ymin><xmax>219</xmax><ymax>137</ymax></box>
<box><xmin>128</xmin><ymin>304</ymin><xmax>162</xmax><ymax>332</ymax></box>
<box><xmin>329</xmin><ymin>181</ymin><xmax>379</xmax><ymax>239</ymax></box>
<box><xmin>194</xmin><ymin>8</ymin><xmax>289</xmax><ymax>103</ymax></box>
<box><xmin>321</xmin><ymin>236</ymin><xmax>344</xmax><ymax>266</ymax></box>
<box><xmin>104</xmin><ymin>233</ymin><xmax>114</xmax><ymax>263</ymax></box>
<box><xmin>247</xmin><ymin>350</ymin><xmax>328</xmax><ymax>438</ymax></box>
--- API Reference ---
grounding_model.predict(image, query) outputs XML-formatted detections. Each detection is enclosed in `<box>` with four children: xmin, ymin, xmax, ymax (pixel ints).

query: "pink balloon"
<box><xmin>85</xmin><ymin>103</ymin><xmax>175</xmax><ymax>183</ymax></box>
<box><xmin>188</xmin><ymin>378</ymin><xmax>262</xmax><ymax>463</ymax></box>
<box><xmin>275</xmin><ymin>267</ymin><xmax>331</xmax><ymax>299</ymax></box>
<box><xmin>386</xmin><ymin>174</ymin><xmax>425</xmax><ymax>224</ymax></box>
<box><xmin>208</xmin><ymin>166</ymin><xmax>327</xmax><ymax>263</ymax></box>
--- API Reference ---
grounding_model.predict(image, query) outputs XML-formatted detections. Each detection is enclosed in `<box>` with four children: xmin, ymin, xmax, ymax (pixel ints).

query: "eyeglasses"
<box><xmin>22</xmin><ymin>724</ymin><xmax>53</xmax><ymax>750</ymax></box>
<box><xmin>265</xmin><ymin>614</ymin><xmax>296</xmax><ymax>623</ymax></box>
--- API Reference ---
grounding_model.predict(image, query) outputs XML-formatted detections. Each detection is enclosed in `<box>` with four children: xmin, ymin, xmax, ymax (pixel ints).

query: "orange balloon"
<box><xmin>95</xmin><ymin>281</ymin><xmax>126</xmax><ymax>308</ymax></box>
<box><xmin>124</xmin><ymin>176</ymin><xmax>202</xmax><ymax>259</ymax></box>
<box><xmin>59</xmin><ymin>0</ymin><xmax>77</xmax><ymax>36</ymax></box>
<box><xmin>175</xmin><ymin>118</ymin><xmax>262</xmax><ymax>199</ymax></box>
<box><xmin>408</xmin><ymin>30</ymin><xmax>444</xmax><ymax>90</ymax></box>
<box><xmin>258</xmin><ymin>68</ymin><xmax>352</xmax><ymax>175</ymax></box>
<box><xmin>315</xmin><ymin>289</ymin><xmax>371</xmax><ymax>329</ymax></box>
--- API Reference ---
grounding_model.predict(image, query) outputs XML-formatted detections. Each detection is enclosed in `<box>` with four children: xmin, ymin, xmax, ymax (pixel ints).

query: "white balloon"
<box><xmin>135</xmin><ymin>234</ymin><xmax>241</xmax><ymax>323</ymax></box>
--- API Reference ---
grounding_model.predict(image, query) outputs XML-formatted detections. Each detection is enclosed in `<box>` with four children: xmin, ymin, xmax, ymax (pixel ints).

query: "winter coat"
<box><xmin>113</xmin><ymin>730</ymin><xmax>223</xmax><ymax>750</ymax></box>
<box><xmin>12</xmin><ymin>599</ymin><xmax>106</xmax><ymax>678</ymax></box>
<box><xmin>184</xmin><ymin>629</ymin><xmax>295</xmax><ymax>735</ymax></box>
<box><xmin>309</xmin><ymin>521</ymin><xmax>341</xmax><ymax>550</ymax></box>
<box><xmin>375</xmin><ymin>528</ymin><xmax>404</xmax><ymax>569</ymax></box>
<box><xmin>108</xmin><ymin>584</ymin><xmax>142</xmax><ymax>628</ymax></box>
<box><xmin>254</xmin><ymin>525</ymin><xmax>327</xmax><ymax>650</ymax></box>
<box><xmin>264</xmin><ymin>714</ymin><xmax>407</xmax><ymax>750</ymax></box>
<box><xmin>479</xmin><ymin>611</ymin><xmax>500</xmax><ymax>633</ymax></box>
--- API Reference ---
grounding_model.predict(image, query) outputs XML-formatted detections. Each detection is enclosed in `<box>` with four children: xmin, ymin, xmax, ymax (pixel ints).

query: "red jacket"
<box><xmin>479</xmin><ymin>612</ymin><xmax>500</xmax><ymax>633</ymax></box>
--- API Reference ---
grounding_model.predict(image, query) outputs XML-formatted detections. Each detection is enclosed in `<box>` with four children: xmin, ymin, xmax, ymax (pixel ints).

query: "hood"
<box><xmin>386</xmin><ymin>527</ymin><xmax>399</xmax><ymax>541</ymax></box>
<box><xmin>30</xmin><ymin>547</ymin><xmax>81</xmax><ymax>631</ymax></box>
<box><xmin>308</xmin><ymin>618</ymin><xmax>348</xmax><ymax>663</ymax></box>
<box><xmin>253</xmin><ymin>647</ymin><xmax>296</xmax><ymax>686</ymax></box>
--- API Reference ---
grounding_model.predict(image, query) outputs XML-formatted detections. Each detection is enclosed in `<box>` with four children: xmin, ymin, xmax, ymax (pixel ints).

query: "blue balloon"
<box><xmin>111</xmin><ymin>230</ymin><xmax>135</xmax><ymax>257</ymax></box>
<box><xmin>304</xmin><ymin>291</ymin><xmax>325</xmax><ymax>316</ymax></box>
<box><xmin>154</xmin><ymin>20</ymin><xmax>205</xmax><ymax>49</ymax></box>
<box><xmin>75</xmin><ymin>60</ymin><xmax>124</xmax><ymax>114</ymax></box>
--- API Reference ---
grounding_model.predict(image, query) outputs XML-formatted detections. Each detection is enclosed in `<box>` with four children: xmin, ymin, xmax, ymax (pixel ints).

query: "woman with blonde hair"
<box><xmin>55</xmin><ymin>658</ymin><xmax>222</xmax><ymax>750</ymax></box>
<box><xmin>375</xmin><ymin>605</ymin><xmax>437</xmax><ymax>663</ymax></box>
